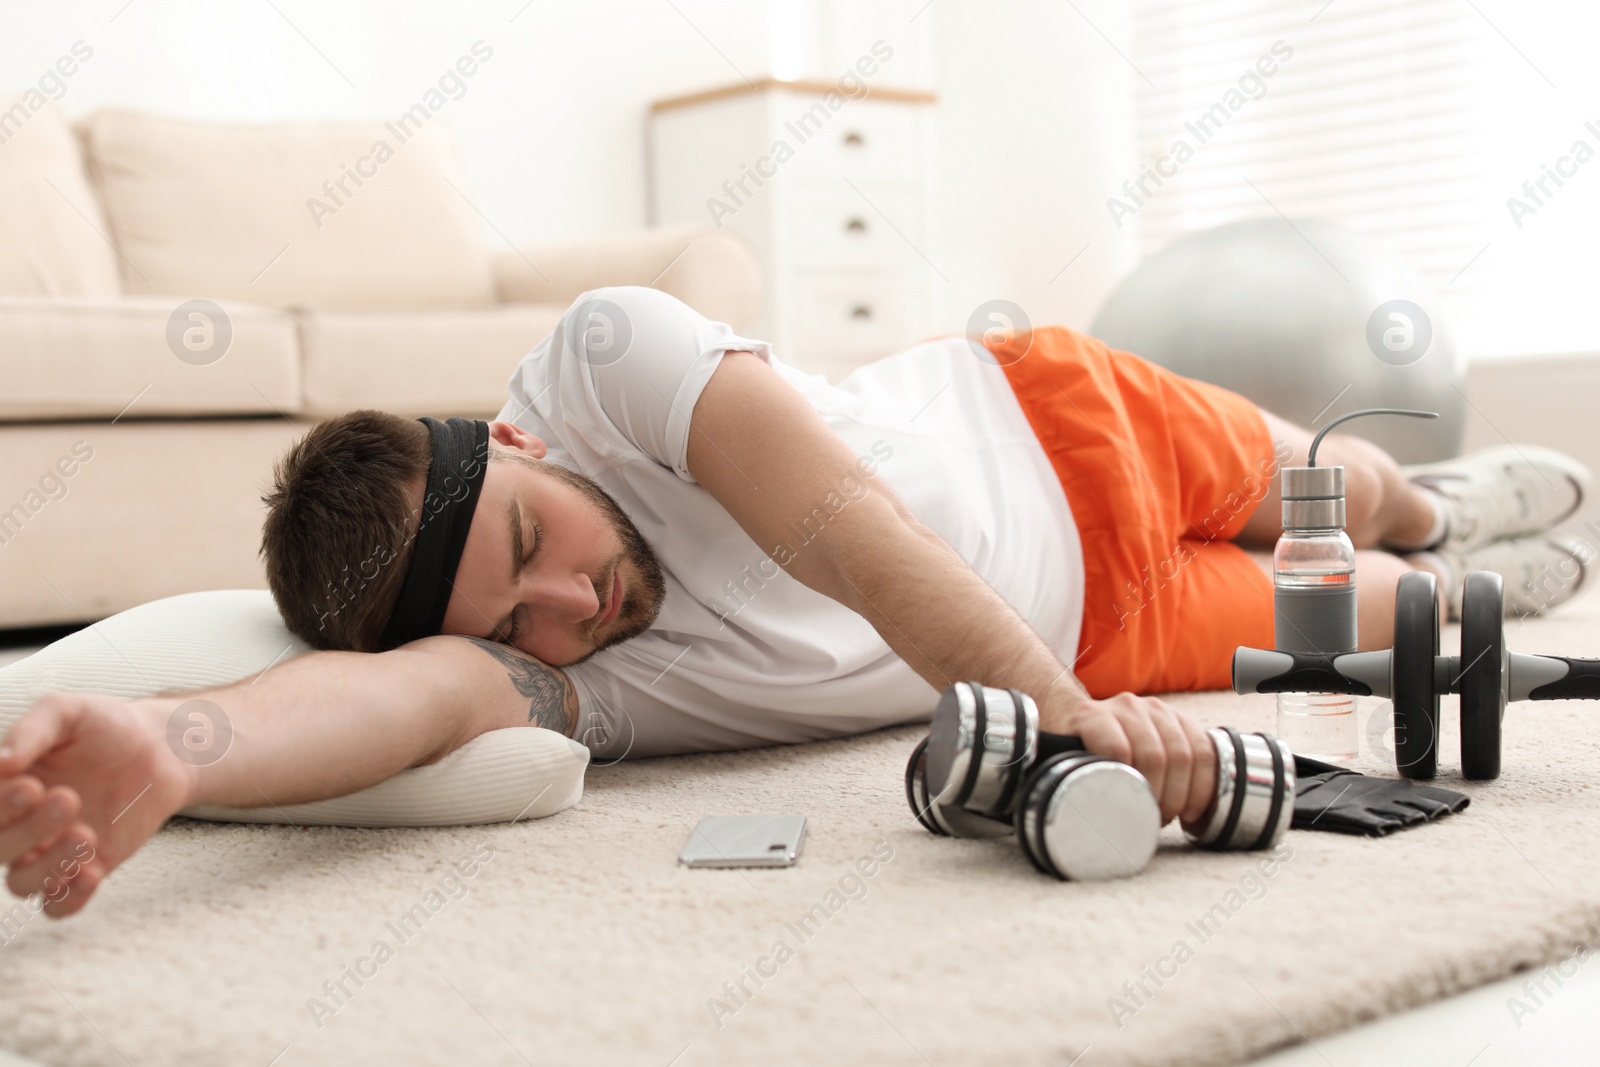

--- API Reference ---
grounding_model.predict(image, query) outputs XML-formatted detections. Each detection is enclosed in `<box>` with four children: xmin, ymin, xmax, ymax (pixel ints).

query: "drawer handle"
<box><xmin>844</xmin><ymin>217</ymin><xmax>868</xmax><ymax>235</ymax></box>
<box><xmin>849</xmin><ymin>304</ymin><xmax>873</xmax><ymax>321</ymax></box>
<box><xmin>842</xmin><ymin>130</ymin><xmax>866</xmax><ymax>149</ymax></box>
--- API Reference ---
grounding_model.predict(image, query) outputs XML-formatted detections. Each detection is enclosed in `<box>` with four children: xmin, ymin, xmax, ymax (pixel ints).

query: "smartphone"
<box><xmin>679</xmin><ymin>814</ymin><xmax>807</xmax><ymax>868</ymax></box>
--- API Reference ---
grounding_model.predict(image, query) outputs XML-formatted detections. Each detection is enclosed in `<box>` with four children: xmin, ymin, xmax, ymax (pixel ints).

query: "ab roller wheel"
<box><xmin>905</xmin><ymin>681</ymin><xmax>1294</xmax><ymax>882</ymax></box>
<box><xmin>1391</xmin><ymin>570</ymin><xmax>1440</xmax><ymax>779</ymax></box>
<box><xmin>1458</xmin><ymin>572</ymin><xmax>1505</xmax><ymax>781</ymax></box>
<box><xmin>1235</xmin><ymin>568</ymin><xmax>1600</xmax><ymax>780</ymax></box>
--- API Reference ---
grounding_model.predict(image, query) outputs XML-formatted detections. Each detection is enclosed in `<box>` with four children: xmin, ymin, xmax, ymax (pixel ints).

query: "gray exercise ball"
<box><xmin>1090</xmin><ymin>218</ymin><xmax>1465</xmax><ymax>464</ymax></box>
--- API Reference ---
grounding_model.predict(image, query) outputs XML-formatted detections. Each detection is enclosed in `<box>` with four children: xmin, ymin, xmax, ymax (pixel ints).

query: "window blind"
<box><xmin>1129</xmin><ymin>0</ymin><xmax>1598</xmax><ymax>357</ymax></box>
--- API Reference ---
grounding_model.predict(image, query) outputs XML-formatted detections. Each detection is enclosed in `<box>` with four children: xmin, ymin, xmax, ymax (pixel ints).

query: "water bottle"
<box><xmin>1269</xmin><ymin>408</ymin><xmax>1440</xmax><ymax>762</ymax></box>
<box><xmin>1274</xmin><ymin>464</ymin><xmax>1358</xmax><ymax>761</ymax></box>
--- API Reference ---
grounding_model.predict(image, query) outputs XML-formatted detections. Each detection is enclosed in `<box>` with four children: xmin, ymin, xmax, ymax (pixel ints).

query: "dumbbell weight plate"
<box><xmin>904</xmin><ymin>737</ymin><xmax>1010</xmax><ymax>839</ymax></box>
<box><xmin>1459</xmin><ymin>571</ymin><xmax>1506</xmax><ymax>781</ymax></box>
<box><xmin>1013</xmin><ymin>755</ymin><xmax>1067</xmax><ymax>874</ymax></box>
<box><xmin>1392</xmin><ymin>570</ymin><xmax>1442</xmax><ymax>779</ymax></box>
<box><xmin>1013</xmin><ymin>753</ymin><xmax>1113</xmax><ymax>875</ymax></box>
<box><xmin>1014</xmin><ymin>753</ymin><xmax>1159</xmax><ymax>881</ymax></box>
<box><xmin>1184</xmin><ymin>727</ymin><xmax>1295</xmax><ymax>850</ymax></box>
<box><xmin>924</xmin><ymin>681</ymin><xmax>1038</xmax><ymax>819</ymax></box>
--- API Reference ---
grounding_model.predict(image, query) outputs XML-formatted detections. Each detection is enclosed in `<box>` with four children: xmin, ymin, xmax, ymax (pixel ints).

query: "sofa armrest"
<box><xmin>492</xmin><ymin>224</ymin><xmax>763</xmax><ymax>332</ymax></box>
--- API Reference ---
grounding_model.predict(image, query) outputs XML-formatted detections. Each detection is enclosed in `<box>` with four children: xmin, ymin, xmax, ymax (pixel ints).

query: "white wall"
<box><xmin>927</xmin><ymin>0</ymin><xmax>1140</xmax><ymax>335</ymax></box>
<box><xmin>2</xmin><ymin>0</ymin><xmax>773</xmax><ymax>244</ymax></box>
<box><xmin>0</xmin><ymin>0</ymin><xmax>1136</xmax><ymax>333</ymax></box>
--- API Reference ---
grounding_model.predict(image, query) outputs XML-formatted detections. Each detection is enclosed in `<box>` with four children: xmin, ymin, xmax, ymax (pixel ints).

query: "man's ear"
<box><xmin>488</xmin><ymin>420</ymin><xmax>547</xmax><ymax>459</ymax></box>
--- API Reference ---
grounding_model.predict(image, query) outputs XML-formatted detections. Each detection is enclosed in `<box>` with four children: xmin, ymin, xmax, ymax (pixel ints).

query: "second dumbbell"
<box><xmin>906</xmin><ymin>734</ymin><xmax>1159</xmax><ymax>880</ymax></box>
<box><xmin>922</xmin><ymin>681</ymin><xmax>1295</xmax><ymax>853</ymax></box>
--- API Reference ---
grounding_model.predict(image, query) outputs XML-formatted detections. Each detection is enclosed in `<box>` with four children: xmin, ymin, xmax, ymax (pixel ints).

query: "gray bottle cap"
<box><xmin>1280</xmin><ymin>465</ymin><xmax>1345</xmax><ymax>530</ymax></box>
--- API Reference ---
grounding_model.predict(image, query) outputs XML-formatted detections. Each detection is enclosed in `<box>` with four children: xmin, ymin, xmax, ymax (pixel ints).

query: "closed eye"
<box><xmin>527</xmin><ymin>523</ymin><xmax>543</xmax><ymax>568</ymax></box>
<box><xmin>504</xmin><ymin>527</ymin><xmax>542</xmax><ymax>644</ymax></box>
<box><xmin>494</xmin><ymin>503</ymin><xmax>543</xmax><ymax>644</ymax></box>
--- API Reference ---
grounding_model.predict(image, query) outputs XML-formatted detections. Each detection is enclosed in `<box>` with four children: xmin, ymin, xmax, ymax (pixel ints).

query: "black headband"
<box><xmin>380</xmin><ymin>417</ymin><xmax>490</xmax><ymax>649</ymax></box>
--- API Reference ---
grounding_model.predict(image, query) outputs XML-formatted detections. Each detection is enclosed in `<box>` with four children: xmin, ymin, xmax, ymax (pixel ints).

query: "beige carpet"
<box><xmin>2</xmin><ymin>585</ymin><xmax>1600</xmax><ymax>1067</ymax></box>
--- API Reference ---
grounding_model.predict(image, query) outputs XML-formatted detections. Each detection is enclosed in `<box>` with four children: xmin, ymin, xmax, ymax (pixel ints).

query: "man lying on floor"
<box><xmin>0</xmin><ymin>286</ymin><xmax>1590</xmax><ymax>916</ymax></box>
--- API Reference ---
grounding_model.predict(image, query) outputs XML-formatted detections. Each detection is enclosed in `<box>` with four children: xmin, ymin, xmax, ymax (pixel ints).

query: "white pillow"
<box><xmin>0</xmin><ymin>590</ymin><xmax>588</xmax><ymax>827</ymax></box>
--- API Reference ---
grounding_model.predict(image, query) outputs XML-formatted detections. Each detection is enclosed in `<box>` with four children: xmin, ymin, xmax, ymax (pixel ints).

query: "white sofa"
<box><xmin>0</xmin><ymin>100</ymin><xmax>761</xmax><ymax>629</ymax></box>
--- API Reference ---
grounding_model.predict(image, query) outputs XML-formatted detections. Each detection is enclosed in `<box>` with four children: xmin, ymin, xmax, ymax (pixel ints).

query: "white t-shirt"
<box><xmin>497</xmin><ymin>286</ymin><xmax>1083</xmax><ymax>758</ymax></box>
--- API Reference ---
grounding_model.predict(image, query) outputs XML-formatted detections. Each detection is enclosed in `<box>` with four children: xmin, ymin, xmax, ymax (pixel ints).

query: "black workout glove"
<box><xmin>1290</xmin><ymin>755</ymin><xmax>1469</xmax><ymax>837</ymax></box>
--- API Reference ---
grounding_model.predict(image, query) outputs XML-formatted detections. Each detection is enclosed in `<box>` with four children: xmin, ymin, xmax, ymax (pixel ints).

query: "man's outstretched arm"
<box><xmin>689</xmin><ymin>351</ymin><xmax>1216</xmax><ymax>826</ymax></box>
<box><xmin>0</xmin><ymin>636</ymin><xmax>574</xmax><ymax>916</ymax></box>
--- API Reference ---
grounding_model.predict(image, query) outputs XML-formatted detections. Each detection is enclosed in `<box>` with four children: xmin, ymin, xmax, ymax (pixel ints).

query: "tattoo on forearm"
<box><xmin>464</xmin><ymin>638</ymin><xmax>573</xmax><ymax>734</ymax></box>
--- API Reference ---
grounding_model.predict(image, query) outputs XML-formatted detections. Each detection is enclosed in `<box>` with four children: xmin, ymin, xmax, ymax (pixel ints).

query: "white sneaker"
<box><xmin>1420</xmin><ymin>534</ymin><xmax>1592</xmax><ymax>620</ymax></box>
<box><xmin>1403</xmin><ymin>445</ymin><xmax>1590</xmax><ymax>552</ymax></box>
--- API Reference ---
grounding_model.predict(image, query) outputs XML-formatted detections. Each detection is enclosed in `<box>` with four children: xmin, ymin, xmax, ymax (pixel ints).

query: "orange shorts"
<box><xmin>986</xmin><ymin>327</ymin><xmax>1281</xmax><ymax>697</ymax></box>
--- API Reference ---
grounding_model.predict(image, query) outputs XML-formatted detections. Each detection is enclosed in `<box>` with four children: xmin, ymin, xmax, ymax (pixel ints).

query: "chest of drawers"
<box><xmin>649</xmin><ymin>79</ymin><xmax>937</xmax><ymax>381</ymax></box>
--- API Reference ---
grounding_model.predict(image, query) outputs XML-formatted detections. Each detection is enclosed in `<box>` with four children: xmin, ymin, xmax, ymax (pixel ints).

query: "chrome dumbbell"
<box><xmin>1234</xmin><ymin>570</ymin><xmax>1600</xmax><ymax>781</ymax></box>
<box><xmin>905</xmin><ymin>733</ymin><xmax>1158</xmax><ymax>881</ymax></box>
<box><xmin>904</xmin><ymin>735</ymin><xmax>1013</xmax><ymax>841</ymax></box>
<box><xmin>919</xmin><ymin>681</ymin><xmax>1294</xmax><ymax>854</ymax></box>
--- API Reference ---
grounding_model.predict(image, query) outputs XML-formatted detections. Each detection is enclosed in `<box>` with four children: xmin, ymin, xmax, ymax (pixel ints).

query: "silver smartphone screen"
<box><xmin>679</xmin><ymin>814</ymin><xmax>807</xmax><ymax>868</ymax></box>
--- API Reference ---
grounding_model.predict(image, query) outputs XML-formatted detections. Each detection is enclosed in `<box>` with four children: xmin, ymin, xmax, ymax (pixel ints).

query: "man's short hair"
<box><xmin>261</xmin><ymin>409</ymin><xmax>433</xmax><ymax>652</ymax></box>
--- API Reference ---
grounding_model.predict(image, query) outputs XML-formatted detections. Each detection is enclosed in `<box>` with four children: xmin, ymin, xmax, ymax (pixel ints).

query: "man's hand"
<box><xmin>0</xmin><ymin>693</ymin><xmax>195</xmax><ymax>917</ymax></box>
<box><xmin>1040</xmin><ymin>691</ymin><xmax>1218</xmax><ymax>827</ymax></box>
<box><xmin>0</xmin><ymin>637</ymin><xmax>577</xmax><ymax>919</ymax></box>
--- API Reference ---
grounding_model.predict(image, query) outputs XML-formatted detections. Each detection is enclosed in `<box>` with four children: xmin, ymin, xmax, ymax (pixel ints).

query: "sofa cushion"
<box><xmin>299</xmin><ymin>304</ymin><xmax>563</xmax><ymax>417</ymax></box>
<box><xmin>0</xmin><ymin>419</ymin><xmax>305</xmax><ymax>626</ymax></box>
<box><xmin>493</xmin><ymin>225</ymin><xmax>764</xmax><ymax>332</ymax></box>
<box><xmin>0</xmin><ymin>295</ymin><xmax>299</xmax><ymax>421</ymax></box>
<box><xmin>0</xmin><ymin>96</ymin><xmax>121</xmax><ymax>298</ymax></box>
<box><xmin>79</xmin><ymin>110</ymin><xmax>497</xmax><ymax>310</ymax></box>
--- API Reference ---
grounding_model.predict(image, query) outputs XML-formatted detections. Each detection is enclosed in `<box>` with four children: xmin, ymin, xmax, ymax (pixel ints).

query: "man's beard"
<box><xmin>498</xmin><ymin>453</ymin><xmax>667</xmax><ymax>664</ymax></box>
